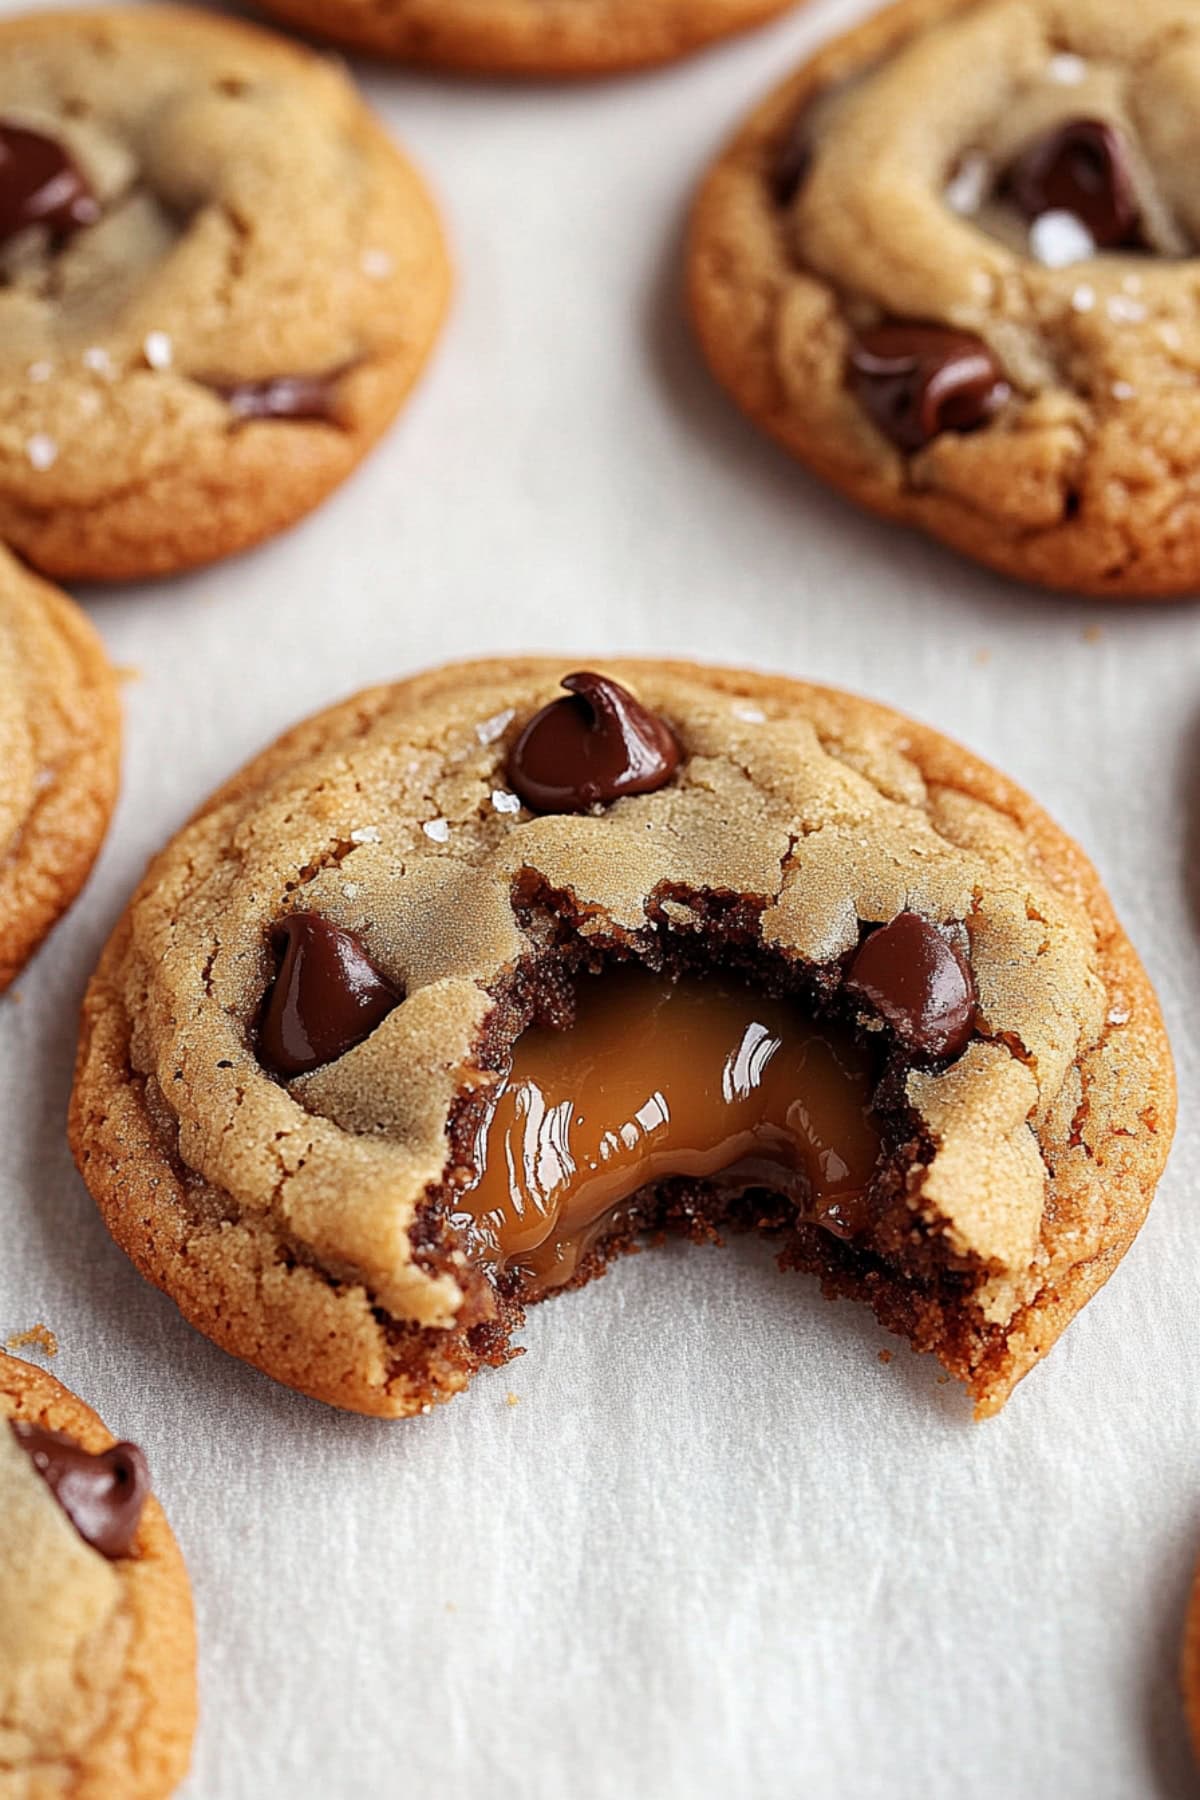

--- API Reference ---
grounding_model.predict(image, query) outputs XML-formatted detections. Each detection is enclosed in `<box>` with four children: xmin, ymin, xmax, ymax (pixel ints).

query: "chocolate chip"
<box><xmin>0</xmin><ymin>122</ymin><xmax>99</xmax><ymax>249</ymax></box>
<box><xmin>215</xmin><ymin>372</ymin><xmax>343</xmax><ymax>425</ymax></box>
<box><xmin>11</xmin><ymin>1422</ymin><xmax>148</xmax><ymax>1559</ymax></box>
<box><xmin>1005</xmin><ymin>118</ymin><xmax>1138</xmax><ymax>248</ymax></box>
<box><xmin>845</xmin><ymin>911</ymin><xmax>977</xmax><ymax>1061</ymax></box>
<box><xmin>848</xmin><ymin>325</ymin><xmax>1010</xmax><ymax>453</ymax></box>
<box><xmin>772</xmin><ymin>116</ymin><xmax>813</xmax><ymax>207</ymax></box>
<box><xmin>258</xmin><ymin>912</ymin><xmax>401</xmax><ymax>1079</ymax></box>
<box><xmin>507</xmin><ymin>672</ymin><xmax>681</xmax><ymax>815</ymax></box>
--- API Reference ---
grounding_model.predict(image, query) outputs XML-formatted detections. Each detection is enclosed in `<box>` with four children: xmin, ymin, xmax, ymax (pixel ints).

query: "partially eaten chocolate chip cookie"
<box><xmin>69</xmin><ymin>659</ymin><xmax>1175</xmax><ymax>1418</ymax></box>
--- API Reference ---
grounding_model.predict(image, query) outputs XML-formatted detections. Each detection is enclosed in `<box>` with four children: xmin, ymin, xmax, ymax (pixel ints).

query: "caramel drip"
<box><xmin>456</xmin><ymin>969</ymin><xmax>882</xmax><ymax>1298</ymax></box>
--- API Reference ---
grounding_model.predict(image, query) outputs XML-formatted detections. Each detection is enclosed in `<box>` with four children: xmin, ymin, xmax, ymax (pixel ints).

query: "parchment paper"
<box><xmin>1</xmin><ymin>2</ymin><xmax>1197</xmax><ymax>1794</ymax></box>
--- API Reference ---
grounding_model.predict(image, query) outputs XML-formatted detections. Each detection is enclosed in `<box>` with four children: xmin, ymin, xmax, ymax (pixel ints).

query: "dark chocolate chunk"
<box><xmin>772</xmin><ymin>116</ymin><xmax>813</xmax><ymax>207</ymax></box>
<box><xmin>848</xmin><ymin>325</ymin><xmax>1010</xmax><ymax>453</ymax></box>
<box><xmin>0</xmin><ymin>122</ymin><xmax>99</xmax><ymax>248</ymax></box>
<box><xmin>846</xmin><ymin>911</ymin><xmax>977</xmax><ymax>1060</ymax></box>
<box><xmin>217</xmin><ymin>372</ymin><xmax>343</xmax><ymax>425</ymax></box>
<box><xmin>258</xmin><ymin>912</ymin><xmax>401</xmax><ymax>1079</ymax></box>
<box><xmin>1005</xmin><ymin>117</ymin><xmax>1138</xmax><ymax>248</ymax></box>
<box><xmin>11</xmin><ymin>1421</ymin><xmax>148</xmax><ymax>1559</ymax></box>
<box><xmin>507</xmin><ymin>672</ymin><xmax>681</xmax><ymax>815</ymax></box>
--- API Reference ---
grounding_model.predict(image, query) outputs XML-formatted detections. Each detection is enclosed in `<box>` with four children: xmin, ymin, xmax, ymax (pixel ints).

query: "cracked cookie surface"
<box><xmin>688</xmin><ymin>0</ymin><xmax>1200</xmax><ymax>596</ymax></box>
<box><xmin>68</xmin><ymin>657</ymin><xmax>1174</xmax><ymax>1419</ymax></box>
<box><xmin>246</xmin><ymin>0</ymin><xmax>802</xmax><ymax>76</ymax></box>
<box><xmin>0</xmin><ymin>1353</ymin><xmax>196</xmax><ymax>1800</ymax></box>
<box><xmin>0</xmin><ymin>545</ymin><xmax>119</xmax><ymax>993</ymax></box>
<box><xmin>0</xmin><ymin>6</ymin><xmax>450</xmax><ymax>582</ymax></box>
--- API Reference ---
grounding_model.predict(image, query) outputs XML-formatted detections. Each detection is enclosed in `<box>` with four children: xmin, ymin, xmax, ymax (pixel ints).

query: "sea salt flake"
<box><xmin>82</xmin><ymin>346</ymin><xmax>115</xmax><ymax>377</ymax></box>
<box><xmin>26</xmin><ymin>434</ymin><xmax>58</xmax><ymax>471</ymax></box>
<box><xmin>1107</xmin><ymin>1006</ymin><xmax>1131</xmax><ymax>1027</ymax></box>
<box><xmin>350</xmin><ymin>825</ymin><xmax>381</xmax><ymax>844</ymax></box>
<box><xmin>422</xmin><ymin>818</ymin><xmax>450</xmax><ymax>843</ymax></box>
<box><xmin>1029</xmin><ymin>209</ymin><xmax>1095</xmax><ymax>268</ymax></box>
<box><xmin>491</xmin><ymin>789</ymin><xmax>521</xmax><ymax>815</ymax></box>
<box><xmin>342</xmin><ymin>883</ymin><xmax>360</xmax><ymax>899</ymax></box>
<box><xmin>1110</xmin><ymin>381</ymin><xmax>1136</xmax><ymax>400</ymax></box>
<box><xmin>26</xmin><ymin>361</ymin><xmax>53</xmax><ymax>383</ymax></box>
<box><xmin>361</xmin><ymin>248</ymin><xmax>393</xmax><ymax>279</ymax></box>
<box><xmin>1070</xmin><ymin>284</ymin><xmax>1096</xmax><ymax>313</ymax></box>
<box><xmin>1106</xmin><ymin>295</ymin><xmax>1146</xmax><ymax>323</ymax></box>
<box><xmin>143</xmin><ymin>330</ymin><xmax>173</xmax><ymax>370</ymax></box>
<box><xmin>943</xmin><ymin>152</ymin><xmax>990</xmax><ymax>217</ymax></box>
<box><xmin>475</xmin><ymin>709</ymin><xmax>515</xmax><ymax>745</ymax></box>
<box><xmin>732</xmin><ymin>703</ymin><xmax>766</xmax><ymax>723</ymax></box>
<box><xmin>1159</xmin><ymin>322</ymin><xmax>1183</xmax><ymax>350</ymax></box>
<box><xmin>1047</xmin><ymin>52</ymin><xmax>1087</xmax><ymax>84</ymax></box>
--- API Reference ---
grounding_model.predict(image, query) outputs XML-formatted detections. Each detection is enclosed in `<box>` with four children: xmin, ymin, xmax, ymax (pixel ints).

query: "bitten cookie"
<box><xmin>0</xmin><ymin>1353</ymin><xmax>196</xmax><ymax>1798</ymax></box>
<box><xmin>69</xmin><ymin>658</ymin><xmax>1174</xmax><ymax>1420</ymax></box>
<box><xmin>0</xmin><ymin>6</ymin><xmax>450</xmax><ymax>582</ymax></box>
<box><xmin>246</xmin><ymin>0</ymin><xmax>800</xmax><ymax>77</ymax></box>
<box><xmin>688</xmin><ymin>0</ymin><xmax>1200</xmax><ymax>596</ymax></box>
<box><xmin>0</xmin><ymin>546</ymin><xmax>120</xmax><ymax>993</ymax></box>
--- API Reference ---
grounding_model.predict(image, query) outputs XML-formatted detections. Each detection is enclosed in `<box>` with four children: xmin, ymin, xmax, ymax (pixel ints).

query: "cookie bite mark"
<box><xmin>259</xmin><ymin>912</ymin><xmax>402</xmax><ymax>1078</ymax></box>
<box><xmin>507</xmin><ymin>672</ymin><xmax>681</xmax><ymax>813</ymax></box>
<box><xmin>688</xmin><ymin>0</ymin><xmax>1200</xmax><ymax>595</ymax></box>
<box><xmin>11</xmin><ymin>1422</ymin><xmax>149</xmax><ymax>1558</ymax></box>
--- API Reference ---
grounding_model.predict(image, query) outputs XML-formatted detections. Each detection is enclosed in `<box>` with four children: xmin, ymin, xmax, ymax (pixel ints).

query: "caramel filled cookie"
<box><xmin>69</xmin><ymin>659</ymin><xmax>1174</xmax><ymax>1419</ymax></box>
<box><xmin>0</xmin><ymin>1353</ymin><xmax>196</xmax><ymax>1798</ymax></box>
<box><xmin>688</xmin><ymin>0</ymin><xmax>1200</xmax><ymax>596</ymax></box>
<box><xmin>0</xmin><ymin>546</ymin><xmax>119</xmax><ymax>992</ymax></box>
<box><xmin>246</xmin><ymin>0</ymin><xmax>801</xmax><ymax>77</ymax></box>
<box><xmin>0</xmin><ymin>7</ymin><xmax>449</xmax><ymax>582</ymax></box>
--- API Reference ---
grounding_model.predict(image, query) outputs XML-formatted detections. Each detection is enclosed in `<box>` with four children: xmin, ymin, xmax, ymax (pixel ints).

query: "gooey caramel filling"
<box><xmin>456</xmin><ymin>969</ymin><xmax>883</xmax><ymax>1298</ymax></box>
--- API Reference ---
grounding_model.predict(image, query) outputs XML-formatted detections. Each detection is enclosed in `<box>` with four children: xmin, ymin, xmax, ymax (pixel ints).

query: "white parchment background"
<box><xmin>1</xmin><ymin>1</ymin><xmax>1198</xmax><ymax>1794</ymax></box>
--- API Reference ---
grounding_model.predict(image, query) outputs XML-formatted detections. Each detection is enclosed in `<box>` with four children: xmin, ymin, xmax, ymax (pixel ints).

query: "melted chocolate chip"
<box><xmin>0</xmin><ymin>122</ymin><xmax>99</xmax><ymax>249</ymax></box>
<box><xmin>11</xmin><ymin>1421</ymin><xmax>148</xmax><ymax>1559</ymax></box>
<box><xmin>507</xmin><ymin>673</ymin><xmax>681</xmax><ymax>815</ymax></box>
<box><xmin>217</xmin><ymin>372</ymin><xmax>343</xmax><ymax>425</ymax></box>
<box><xmin>258</xmin><ymin>912</ymin><xmax>401</xmax><ymax>1079</ymax></box>
<box><xmin>845</xmin><ymin>911</ymin><xmax>977</xmax><ymax>1061</ymax></box>
<box><xmin>848</xmin><ymin>325</ymin><xmax>1010</xmax><ymax>453</ymax></box>
<box><xmin>772</xmin><ymin>116</ymin><xmax>813</xmax><ymax>207</ymax></box>
<box><xmin>1005</xmin><ymin>118</ymin><xmax>1138</xmax><ymax>249</ymax></box>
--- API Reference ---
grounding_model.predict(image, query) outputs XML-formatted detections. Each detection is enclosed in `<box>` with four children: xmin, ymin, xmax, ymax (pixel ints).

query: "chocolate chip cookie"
<box><xmin>0</xmin><ymin>1352</ymin><xmax>196</xmax><ymax>1797</ymax></box>
<box><xmin>69</xmin><ymin>658</ymin><xmax>1174</xmax><ymax>1419</ymax></box>
<box><xmin>247</xmin><ymin>0</ymin><xmax>800</xmax><ymax>76</ymax></box>
<box><xmin>0</xmin><ymin>6</ymin><xmax>450</xmax><ymax>582</ymax></box>
<box><xmin>688</xmin><ymin>0</ymin><xmax>1200</xmax><ymax>596</ymax></box>
<box><xmin>0</xmin><ymin>545</ymin><xmax>120</xmax><ymax>992</ymax></box>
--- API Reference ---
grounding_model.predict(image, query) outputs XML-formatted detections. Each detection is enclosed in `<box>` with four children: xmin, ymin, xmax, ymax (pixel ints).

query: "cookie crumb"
<box><xmin>1082</xmin><ymin>624</ymin><xmax>1103</xmax><ymax>644</ymax></box>
<box><xmin>115</xmin><ymin>665</ymin><xmax>143</xmax><ymax>685</ymax></box>
<box><xmin>491</xmin><ymin>789</ymin><xmax>521</xmax><ymax>815</ymax></box>
<box><xmin>877</xmin><ymin>1349</ymin><xmax>892</xmax><ymax>1365</ymax></box>
<box><xmin>973</xmin><ymin>648</ymin><xmax>992</xmax><ymax>666</ymax></box>
<box><xmin>143</xmin><ymin>330</ymin><xmax>174</xmax><ymax>370</ymax></box>
<box><xmin>7</xmin><ymin>1324</ymin><xmax>59</xmax><ymax>1357</ymax></box>
<box><xmin>505</xmin><ymin>1391</ymin><xmax>520</xmax><ymax>1407</ymax></box>
<box><xmin>422</xmin><ymin>818</ymin><xmax>450</xmax><ymax>843</ymax></box>
<box><xmin>25</xmin><ymin>434</ymin><xmax>58</xmax><ymax>471</ymax></box>
<box><xmin>475</xmin><ymin>709</ymin><xmax>516</xmax><ymax>746</ymax></box>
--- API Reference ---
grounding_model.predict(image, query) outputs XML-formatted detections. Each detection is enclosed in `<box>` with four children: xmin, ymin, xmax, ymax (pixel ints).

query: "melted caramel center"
<box><xmin>457</xmin><ymin>969</ymin><xmax>882</xmax><ymax>1298</ymax></box>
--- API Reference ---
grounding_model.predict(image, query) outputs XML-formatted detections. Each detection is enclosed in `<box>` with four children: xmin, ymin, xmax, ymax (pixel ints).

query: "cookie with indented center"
<box><xmin>0</xmin><ymin>544</ymin><xmax>120</xmax><ymax>992</ymax></box>
<box><xmin>0</xmin><ymin>6</ymin><xmax>449</xmax><ymax>582</ymax></box>
<box><xmin>688</xmin><ymin>0</ymin><xmax>1200</xmax><ymax>596</ymax></box>
<box><xmin>69</xmin><ymin>658</ymin><xmax>1174</xmax><ymax>1419</ymax></box>
<box><xmin>246</xmin><ymin>0</ymin><xmax>802</xmax><ymax>77</ymax></box>
<box><xmin>0</xmin><ymin>1352</ymin><xmax>196</xmax><ymax>1798</ymax></box>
